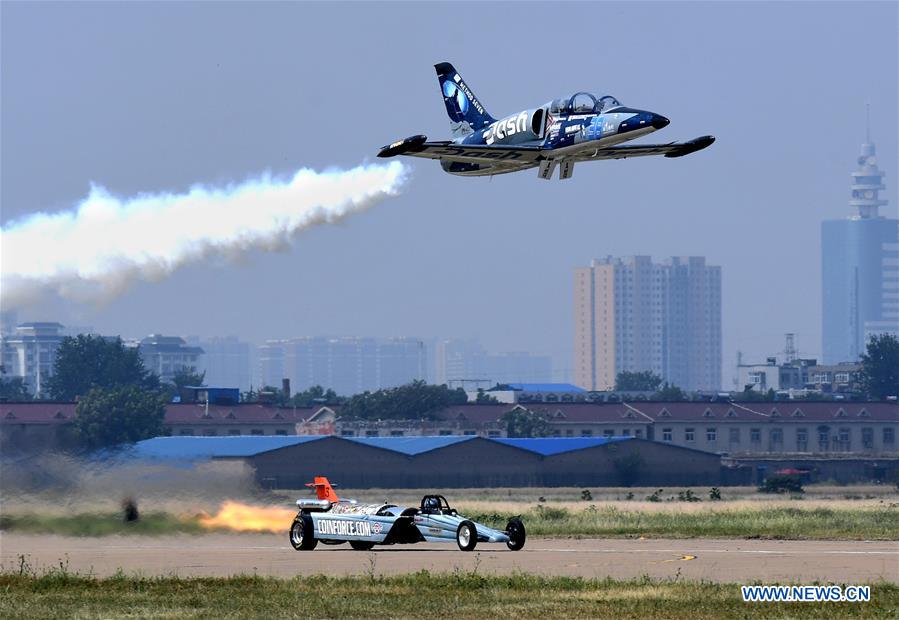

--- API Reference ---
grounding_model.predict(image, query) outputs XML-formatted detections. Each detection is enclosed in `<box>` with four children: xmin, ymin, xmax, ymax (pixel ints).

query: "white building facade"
<box><xmin>136</xmin><ymin>334</ymin><xmax>204</xmax><ymax>384</ymax></box>
<box><xmin>0</xmin><ymin>322</ymin><xmax>66</xmax><ymax>396</ymax></box>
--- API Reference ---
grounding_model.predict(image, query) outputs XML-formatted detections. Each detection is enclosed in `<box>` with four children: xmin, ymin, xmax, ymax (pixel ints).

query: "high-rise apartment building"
<box><xmin>574</xmin><ymin>256</ymin><xmax>721</xmax><ymax>392</ymax></box>
<box><xmin>822</xmin><ymin>128</ymin><xmax>898</xmax><ymax>363</ymax></box>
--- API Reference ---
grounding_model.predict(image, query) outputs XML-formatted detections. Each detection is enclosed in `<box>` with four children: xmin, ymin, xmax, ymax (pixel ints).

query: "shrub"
<box><xmin>759</xmin><ymin>474</ymin><xmax>804</xmax><ymax>494</ymax></box>
<box><xmin>677</xmin><ymin>490</ymin><xmax>702</xmax><ymax>502</ymax></box>
<box><xmin>646</xmin><ymin>489</ymin><xmax>664</xmax><ymax>502</ymax></box>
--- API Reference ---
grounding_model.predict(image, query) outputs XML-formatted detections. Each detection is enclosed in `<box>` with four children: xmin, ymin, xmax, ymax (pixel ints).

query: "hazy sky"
<box><xmin>2</xmin><ymin>1</ymin><xmax>897</xmax><ymax>386</ymax></box>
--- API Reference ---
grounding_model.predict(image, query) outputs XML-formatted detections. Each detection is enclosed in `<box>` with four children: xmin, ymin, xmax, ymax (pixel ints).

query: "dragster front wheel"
<box><xmin>289</xmin><ymin>515</ymin><xmax>317</xmax><ymax>551</ymax></box>
<box><xmin>456</xmin><ymin>520</ymin><xmax>478</xmax><ymax>551</ymax></box>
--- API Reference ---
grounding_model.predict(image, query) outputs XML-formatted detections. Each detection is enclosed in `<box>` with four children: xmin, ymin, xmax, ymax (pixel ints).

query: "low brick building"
<box><xmin>3</xmin><ymin>400</ymin><xmax>897</xmax><ymax>463</ymax></box>
<box><xmin>163</xmin><ymin>403</ymin><xmax>307</xmax><ymax>437</ymax></box>
<box><xmin>629</xmin><ymin>401</ymin><xmax>898</xmax><ymax>456</ymax></box>
<box><xmin>0</xmin><ymin>402</ymin><xmax>77</xmax><ymax>453</ymax></box>
<box><xmin>299</xmin><ymin>401</ymin><xmax>899</xmax><ymax>458</ymax></box>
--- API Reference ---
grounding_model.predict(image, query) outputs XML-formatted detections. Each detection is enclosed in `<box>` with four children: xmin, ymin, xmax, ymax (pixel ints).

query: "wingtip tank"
<box><xmin>377</xmin><ymin>134</ymin><xmax>428</xmax><ymax>158</ymax></box>
<box><xmin>665</xmin><ymin>135</ymin><xmax>716</xmax><ymax>158</ymax></box>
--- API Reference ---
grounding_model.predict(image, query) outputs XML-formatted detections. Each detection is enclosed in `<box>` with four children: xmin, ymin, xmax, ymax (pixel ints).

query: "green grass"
<box><xmin>1</xmin><ymin>571</ymin><xmax>895</xmax><ymax>619</ymax></box>
<box><xmin>0</xmin><ymin>511</ymin><xmax>205</xmax><ymax>537</ymax></box>
<box><xmin>3</xmin><ymin>505</ymin><xmax>897</xmax><ymax>540</ymax></box>
<box><xmin>465</xmin><ymin>505</ymin><xmax>899</xmax><ymax>540</ymax></box>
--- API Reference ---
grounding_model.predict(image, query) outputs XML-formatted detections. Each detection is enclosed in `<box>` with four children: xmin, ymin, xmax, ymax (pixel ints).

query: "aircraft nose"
<box><xmin>651</xmin><ymin>114</ymin><xmax>670</xmax><ymax>129</ymax></box>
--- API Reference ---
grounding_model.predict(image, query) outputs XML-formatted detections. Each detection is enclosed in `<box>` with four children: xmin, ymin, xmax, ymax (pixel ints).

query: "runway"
<box><xmin>2</xmin><ymin>534</ymin><xmax>896</xmax><ymax>582</ymax></box>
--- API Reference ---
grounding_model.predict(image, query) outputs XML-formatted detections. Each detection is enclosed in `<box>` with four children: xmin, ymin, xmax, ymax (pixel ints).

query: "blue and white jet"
<box><xmin>378</xmin><ymin>62</ymin><xmax>714</xmax><ymax>180</ymax></box>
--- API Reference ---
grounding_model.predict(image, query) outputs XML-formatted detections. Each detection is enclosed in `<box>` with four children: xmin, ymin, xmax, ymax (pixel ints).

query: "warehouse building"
<box><xmin>126</xmin><ymin>435</ymin><xmax>726</xmax><ymax>488</ymax></box>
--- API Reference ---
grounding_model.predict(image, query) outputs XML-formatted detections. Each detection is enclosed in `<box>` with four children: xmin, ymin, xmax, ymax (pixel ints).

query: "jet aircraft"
<box><xmin>378</xmin><ymin>62</ymin><xmax>714</xmax><ymax>180</ymax></box>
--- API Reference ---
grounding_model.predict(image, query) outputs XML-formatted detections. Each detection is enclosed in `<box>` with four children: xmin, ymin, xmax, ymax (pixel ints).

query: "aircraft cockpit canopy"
<box><xmin>548</xmin><ymin>93</ymin><xmax>623</xmax><ymax>115</ymax></box>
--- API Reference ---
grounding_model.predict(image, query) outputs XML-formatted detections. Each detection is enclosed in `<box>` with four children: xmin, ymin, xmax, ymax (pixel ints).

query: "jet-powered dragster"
<box><xmin>290</xmin><ymin>477</ymin><xmax>525</xmax><ymax>552</ymax></box>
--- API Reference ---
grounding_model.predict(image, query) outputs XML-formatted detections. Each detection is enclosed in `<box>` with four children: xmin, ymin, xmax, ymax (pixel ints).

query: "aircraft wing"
<box><xmin>571</xmin><ymin>135</ymin><xmax>715</xmax><ymax>161</ymax></box>
<box><xmin>378</xmin><ymin>135</ymin><xmax>544</xmax><ymax>165</ymax></box>
<box><xmin>378</xmin><ymin>134</ymin><xmax>714</xmax><ymax>167</ymax></box>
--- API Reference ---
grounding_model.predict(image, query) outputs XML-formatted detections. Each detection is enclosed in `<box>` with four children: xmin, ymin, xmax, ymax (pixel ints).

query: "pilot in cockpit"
<box><xmin>423</xmin><ymin>496</ymin><xmax>441</xmax><ymax>514</ymax></box>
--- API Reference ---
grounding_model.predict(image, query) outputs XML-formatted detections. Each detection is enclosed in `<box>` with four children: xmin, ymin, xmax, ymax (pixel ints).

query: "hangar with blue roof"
<box><xmin>126</xmin><ymin>434</ymin><xmax>724</xmax><ymax>488</ymax></box>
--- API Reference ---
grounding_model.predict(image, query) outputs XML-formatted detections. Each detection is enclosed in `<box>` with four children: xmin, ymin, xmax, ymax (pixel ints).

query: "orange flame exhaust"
<box><xmin>198</xmin><ymin>501</ymin><xmax>295</xmax><ymax>533</ymax></box>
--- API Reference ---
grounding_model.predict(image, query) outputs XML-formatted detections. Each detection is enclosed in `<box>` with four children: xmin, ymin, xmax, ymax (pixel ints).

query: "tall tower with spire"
<box><xmin>821</xmin><ymin>113</ymin><xmax>899</xmax><ymax>363</ymax></box>
<box><xmin>849</xmin><ymin>106</ymin><xmax>888</xmax><ymax>219</ymax></box>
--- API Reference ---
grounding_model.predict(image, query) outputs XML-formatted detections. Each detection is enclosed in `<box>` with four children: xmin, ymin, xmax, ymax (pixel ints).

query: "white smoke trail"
<box><xmin>0</xmin><ymin>162</ymin><xmax>408</xmax><ymax>306</ymax></box>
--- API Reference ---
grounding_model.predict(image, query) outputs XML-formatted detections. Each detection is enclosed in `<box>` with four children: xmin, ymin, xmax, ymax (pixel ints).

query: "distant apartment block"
<box><xmin>189</xmin><ymin>336</ymin><xmax>252</xmax><ymax>392</ymax></box>
<box><xmin>574</xmin><ymin>256</ymin><xmax>722</xmax><ymax>392</ymax></box>
<box><xmin>259</xmin><ymin>336</ymin><xmax>426</xmax><ymax>396</ymax></box>
<box><xmin>434</xmin><ymin>338</ymin><xmax>552</xmax><ymax>387</ymax></box>
<box><xmin>822</xmin><ymin>130</ymin><xmax>899</xmax><ymax>363</ymax></box>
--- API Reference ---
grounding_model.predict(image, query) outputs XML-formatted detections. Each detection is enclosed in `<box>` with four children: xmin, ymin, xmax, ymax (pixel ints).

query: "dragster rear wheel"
<box><xmin>505</xmin><ymin>518</ymin><xmax>526</xmax><ymax>551</ymax></box>
<box><xmin>290</xmin><ymin>514</ymin><xmax>317</xmax><ymax>551</ymax></box>
<box><xmin>456</xmin><ymin>520</ymin><xmax>478</xmax><ymax>551</ymax></box>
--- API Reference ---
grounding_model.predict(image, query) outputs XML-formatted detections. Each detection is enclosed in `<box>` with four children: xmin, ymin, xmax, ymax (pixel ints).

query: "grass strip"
<box><xmin>1</xmin><ymin>572</ymin><xmax>895</xmax><ymax>619</ymax></box>
<box><xmin>0</xmin><ymin>511</ymin><xmax>205</xmax><ymax>537</ymax></box>
<box><xmin>3</xmin><ymin>505</ymin><xmax>896</xmax><ymax>539</ymax></box>
<box><xmin>464</xmin><ymin>505</ymin><xmax>899</xmax><ymax>540</ymax></box>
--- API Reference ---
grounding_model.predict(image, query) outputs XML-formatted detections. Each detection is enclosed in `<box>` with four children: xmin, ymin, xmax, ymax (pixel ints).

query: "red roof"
<box><xmin>0</xmin><ymin>403</ymin><xmax>76</xmax><ymax>425</ymax></box>
<box><xmin>164</xmin><ymin>403</ymin><xmax>306</xmax><ymax>425</ymax></box>
<box><xmin>628</xmin><ymin>402</ymin><xmax>770</xmax><ymax>420</ymax></box>
<box><xmin>432</xmin><ymin>404</ymin><xmax>512</xmax><ymax>424</ymax></box>
<box><xmin>629</xmin><ymin>401</ymin><xmax>899</xmax><ymax>421</ymax></box>
<box><xmin>0</xmin><ymin>402</ymin><xmax>308</xmax><ymax>426</ymax></box>
<box><xmin>430</xmin><ymin>403</ymin><xmax>654</xmax><ymax>424</ymax></box>
<box><xmin>1</xmin><ymin>400</ymin><xmax>895</xmax><ymax>426</ymax></box>
<box><xmin>515</xmin><ymin>403</ymin><xmax>654</xmax><ymax>423</ymax></box>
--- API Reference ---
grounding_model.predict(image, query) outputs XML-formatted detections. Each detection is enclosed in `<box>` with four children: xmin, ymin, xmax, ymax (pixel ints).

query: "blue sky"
<box><xmin>2</xmin><ymin>1</ymin><xmax>896</xmax><ymax>386</ymax></box>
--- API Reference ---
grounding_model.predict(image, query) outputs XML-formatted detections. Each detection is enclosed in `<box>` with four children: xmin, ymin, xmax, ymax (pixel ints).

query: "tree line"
<box><xmin>1</xmin><ymin>333</ymin><xmax>897</xmax><ymax>448</ymax></box>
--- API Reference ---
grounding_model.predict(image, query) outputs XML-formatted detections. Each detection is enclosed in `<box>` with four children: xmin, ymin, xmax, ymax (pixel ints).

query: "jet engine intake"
<box><xmin>484</xmin><ymin>108</ymin><xmax>546</xmax><ymax>145</ymax></box>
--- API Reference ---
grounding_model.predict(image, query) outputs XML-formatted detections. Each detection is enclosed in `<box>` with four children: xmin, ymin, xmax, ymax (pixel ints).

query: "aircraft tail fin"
<box><xmin>305</xmin><ymin>476</ymin><xmax>340</xmax><ymax>502</ymax></box>
<box><xmin>435</xmin><ymin>62</ymin><xmax>495</xmax><ymax>138</ymax></box>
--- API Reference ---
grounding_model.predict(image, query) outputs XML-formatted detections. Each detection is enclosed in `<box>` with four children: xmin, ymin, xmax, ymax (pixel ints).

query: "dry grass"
<box><xmin>292</xmin><ymin>484</ymin><xmax>899</xmax><ymax>504</ymax></box>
